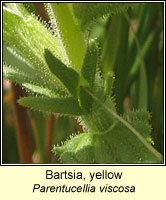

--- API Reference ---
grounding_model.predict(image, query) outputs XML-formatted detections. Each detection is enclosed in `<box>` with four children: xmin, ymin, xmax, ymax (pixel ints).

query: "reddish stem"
<box><xmin>11</xmin><ymin>83</ymin><xmax>33</xmax><ymax>163</ymax></box>
<box><xmin>34</xmin><ymin>3</ymin><xmax>49</xmax><ymax>21</ymax></box>
<box><xmin>45</xmin><ymin>114</ymin><xmax>56</xmax><ymax>163</ymax></box>
<box><xmin>74</xmin><ymin>118</ymin><xmax>84</xmax><ymax>133</ymax></box>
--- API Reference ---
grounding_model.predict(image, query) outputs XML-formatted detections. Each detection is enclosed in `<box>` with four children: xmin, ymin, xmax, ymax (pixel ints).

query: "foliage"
<box><xmin>3</xmin><ymin>3</ymin><xmax>163</xmax><ymax>163</ymax></box>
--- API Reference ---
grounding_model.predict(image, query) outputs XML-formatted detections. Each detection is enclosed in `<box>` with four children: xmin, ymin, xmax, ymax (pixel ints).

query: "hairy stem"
<box><xmin>82</xmin><ymin>86</ymin><xmax>163</xmax><ymax>162</ymax></box>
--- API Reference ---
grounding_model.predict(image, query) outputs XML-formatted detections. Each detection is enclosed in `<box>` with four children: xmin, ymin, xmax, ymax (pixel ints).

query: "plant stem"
<box><xmin>45</xmin><ymin>114</ymin><xmax>55</xmax><ymax>163</ymax></box>
<box><xmin>3</xmin><ymin>91</ymin><xmax>13</xmax><ymax>105</ymax></box>
<box><xmin>28</xmin><ymin>111</ymin><xmax>44</xmax><ymax>163</ymax></box>
<box><xmin>11</xmin><ymin>83</ymin><xmax>33</xmax><ymax>163</ymax></box>
<box><xmin>74</xmin><ymin>118</ymin><xmax>84</xmax><ymax>133</ymax></box>
<box><xmin>82</xmin><ymin>87</ymin><xmax>163</xmax><ymax>162</ymax></box>
<box><xmin>34</xmin><ymin>3</ymin><xmax>49</xmax><ymax>21</ymax></box>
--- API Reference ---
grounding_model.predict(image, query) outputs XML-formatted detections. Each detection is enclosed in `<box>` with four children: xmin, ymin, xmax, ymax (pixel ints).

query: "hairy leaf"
<box><xmin>22</xmin><ymin>84</ymin><xmax>58</xmax><ymax>98</ymax></box>
<box><xmin>3</xmin><ymin>5</ymin><xmax>68</xmax><ymax>67</ymax></box>
<box><xmin>101</xmin><ymin>15</ymin><xmax>124</xmax><ymax>74</ymax></box>
<box><xmin>45</xmin><ymin>3</ymin><xmax>86</xmax><ymax>71</ymax></box>
<box><xmin>44</xmin><ymin>49</ymin><xmax>80</xmax><ymax>97</ymax></box>
<box><xmin>54</xmin><ymin>133</ymin><xmax>95</xmax><ymax>164</ymax></box>
<box><xmin>54</xmin><ymin>85</ymin><xmax>162</xmax><ymax>163</ymax></box>
<box><xmin>54</xmin><ymin>110</ymin><xmax>161</xmax><ymax>164</ymax></box>
<box><xmin>3</xmin><ymin>4</ymin><xmax>71</xmax><ymax>96</ymax></box>
<box><xmin>82</xmin><ymin>96</ymin><xmax>117</xmax><ymax>134</ymax></box>
<box><xmin>72</xmin><ymin>3</ymin><xmax>136</xmax><ymax>30</ymax></box>
<box><xmin>79</xmin><ymin>87</ymin><xmax>93</xmax><ymax>113</ymax></box>
<box><xmin>5</xmin><ymin>3</ymin><xmax>30</xmax><ymax>17</ymax></box>
<box><xmin>3</xmin><ymin>46</ymin><xmax>69</xmax><ymax>97</ymax></box>
<box><xmin>3</xmin><ymin>46</ymin><xmax>47</xmax><ymax>87</ymax></box>
<box><xmin>81</xmin><ymin>39</ymin><xmax>98</xmax><ymax>86</ymax></box>
<box><xmin>104</xmin><ymin>72</ymin><xmax>115</xmax><ymax>97</ymax></box>
<box><xmin>18</xmin><ymin>96</ymin><xmax>84</xmax><ymax>116</ymax></box>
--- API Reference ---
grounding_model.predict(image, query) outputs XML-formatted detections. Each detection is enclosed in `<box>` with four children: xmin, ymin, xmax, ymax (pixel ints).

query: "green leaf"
<box><xmin>54</xmin><ymin>117</ymin><xmax>160</xmax><ymax>163</ymax></box>
<box><xmin>3</xmin><ymin>5</ymin><xmax>68</xmax><ymax>66</ymax></box>
<box><xmin>54</xmin><ymin>109</ymin><xmax>161</xmax><ymax>164</ymax></box>
<box><xmin>3</xmin><ymin>64</ymin><xmax>35</xmax><ymax>85</ymax></box>
<box><xmin>5</xmin><ymin>3</ymin><xmax>30</xmax><ymax>18</ymax></box>
<box><xmin>73</xmin><ymin>3</ymin><xmax>136</xmax><ymax>30</ymax></box>
<box><xmin>24</xmin><ymin>3</ymin><xmax>36</xmax><ymax>14</ymax></box>
<box><xmin>129</xmin><ymin>31</ymin><xmax>155</xmax><ymax>77</ymax></box>
<box><xmin>3</xmin><ymin>46</ymin><xmax>69</xmax><ymax>97</ymax></box>
<box><xmin>81</xmin><ymin>39</ymin><xmax>98</xmax><ymax>86</ymax></box>
<box><xmin>45</xmin><ymin>3</ymin><xmax>86</xmax><ymax>72</ymax></box>
<box><xmin>137</xmin><ymin>65</ymin><xmax>148</xmax><ymax>110</ymax></box>
<box><xmin>81</xmin><ymin>87</ymin><xmax>163</xmax><ymax>162</ymax></box>
<box><xmin>111</xmin><ymin>14</ymin><xmax>129</xmax><ymax>114</ymax></box>
<box><xmin>104</xmin><ymin>72</ymin><xmax>115</xmax><ymax>97</ymax></box>
<box><xmin>3</xmin><ymin>4</ymin><xmax>72</xmax><ymax>96</ymax></box>
<box><xmin>54</xmin><ymin>133</ymin><xmax>95</xmax><ymax>164</ymax></box>
<box><xmin>18</xmin><ymin>96</ymin><xmax>84</xmax><ymax>116</ymax></box>
<box><xmin>3</xmin><ymin>46</ymin><xmax>46</xmax><ymax>86</ymax></box>
<box><xmin>22</xmin><ymin>84</ymin><xmax>58</xmax><ymax>98</ymax></box>
<box><xmin>82</xmin><ymin>95</ymin><xmax>117</xmax><ymax>134</ymax></box>
<box><xmin>44</xmin><ymin>49</ymin><xmax>80</xmax><ymax>97</ymax></box>
<box><xmin>79</xmin><ymin>87</ymin><xmax>93</xmax><ymax>113</ymax></box>
<box><xmin>101</xmin><ymin>15</ymin><xmax>123</xmax><ymax>74</ymax></box>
